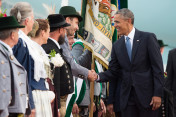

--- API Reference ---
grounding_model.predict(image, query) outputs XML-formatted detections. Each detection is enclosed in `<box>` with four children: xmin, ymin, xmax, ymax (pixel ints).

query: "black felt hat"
<box><xmin>47</xmin><ymin>14</ymin><xmax>71</xmax><ymax>28</ymax></box>
<box><xmin>0</xmin><ymin>16</ymin><xmax>24</xmax><ymax>30</ymax></box>
<box><xmin>59</xmin><ymin>6</ymin><xmax>82</xmax><ymax>22</ymax></box>
<box><xmin>158</xmin><ymin>40</ymin><xmax>168</xmax><ymax>47</ymax></box>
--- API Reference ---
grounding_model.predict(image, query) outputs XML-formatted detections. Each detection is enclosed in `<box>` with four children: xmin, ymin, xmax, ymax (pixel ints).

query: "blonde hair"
<box><xmin>28</xmin><ymin>20</ymin><xmax>39</xmax><ymax>38</ymax></box>
<box><xmin>10</xmin><ymin>2</ymin><xmax>33</xmax><ymax>24</ymax></box>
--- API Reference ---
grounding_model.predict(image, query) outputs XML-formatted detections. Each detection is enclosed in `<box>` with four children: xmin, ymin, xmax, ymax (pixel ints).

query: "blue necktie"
<box><xmin>126</xmin><ymin>37</ymin><xmax>132</xmax><ymax>61</ymax></box>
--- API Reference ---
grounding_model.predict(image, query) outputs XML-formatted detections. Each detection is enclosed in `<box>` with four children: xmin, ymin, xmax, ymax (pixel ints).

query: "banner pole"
<box><xmin>89</xmin><ymin>56</ymin><xmax>95</xmax><ymax>117</ymax></box>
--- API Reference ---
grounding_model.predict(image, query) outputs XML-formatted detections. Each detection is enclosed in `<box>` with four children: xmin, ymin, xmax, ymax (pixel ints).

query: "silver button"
<box><xmin>68</xmin><ymin>80</ymin><xmax>71</xmax><ymax>84</ymax></box>
<box><xmin>67</xmin><ymin>75</ymin><xmax>70</xmax><ymax>78</ymax></box>
<box><xmin>18</xmin><ymin>72</ymin><xmax>20</xmax><ymax>76</ymax></box>
<box><xmin>69</xmin><ymin>86</ymin><xmax>71</xmax><ymax>89</ymax></box>
<box><xmin>10</xmin><ymin>55</ymin><xmax>14</xmax><ymax>60</ymax></box>
<box><xmin>65</xmin><ymin>65</ymin><xmax>68</xmax><ymax>69</ymax></box>
<box><xmin>20</xmin><ymin>94</ymin><xmax>25</xmax><ymax>96</ymax></box>
<box><xmin>66</xmin><ymin>70</ymin><xmax>68</xmax><ymax>73</ymax></box>
<box><xmin>20</xmin><ymin>82</ymin><xmax>23</xmax><ymax>86</ymax></box>
<box><xmin>1</xmin><ymin>60</ymin><xmax>4</xmax><ymax>64</ymax></box>
<box><xmin>3</xmin><ymin>89</ymin><xmax>6</xmax><ymax>93</ymax></box>
<box><xmin>2</xmin><ymin>75</ymin><xmax>6</xmax><ymax>79</ymax></box>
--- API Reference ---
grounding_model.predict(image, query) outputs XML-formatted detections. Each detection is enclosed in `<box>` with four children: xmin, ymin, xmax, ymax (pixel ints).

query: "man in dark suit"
<box><xmin>42</xmin><ymin>14</ymin><xmax>74</xmax><ymax>117</ymax></box>
<box><xmin>165</xmin><ymin>48</ymin><xmax>176</xmax><ymax>116</ymax></box>
<box><xmin>94</xmin><ymin>8</ymin><xmax>164</xmax><ymax>117</ymax></box>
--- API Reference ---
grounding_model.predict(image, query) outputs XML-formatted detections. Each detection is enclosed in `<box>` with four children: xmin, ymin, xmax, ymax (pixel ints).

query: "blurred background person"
<box><xmin>165</xmin><ymin>47</ymin><xmax>176</xmax><ymax>117</ymax></box>
<box><xmin>158</xmin><ymin>40</ymin><xmax>168</xmax><ymax>71</ymax></box>
<box><xmin>158</xmin><ymin>40</ymin><xmax>168</xmax><ymax>55</ymax></box>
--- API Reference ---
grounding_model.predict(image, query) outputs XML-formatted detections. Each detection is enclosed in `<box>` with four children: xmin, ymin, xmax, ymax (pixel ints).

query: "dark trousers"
<box><xmin>122</xmin><ymin>87</ymin><xmax>159</xmax><ymax>117</ymax></box>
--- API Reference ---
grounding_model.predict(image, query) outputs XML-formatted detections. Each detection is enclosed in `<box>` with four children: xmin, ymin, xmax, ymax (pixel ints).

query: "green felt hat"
<box><xmin>158</xmin><ymin>40</ymin><xmax>168</xmax><ymax>47</ymax></box>
<box><xmin>0</xmin><ymin>16</ymin><xmax>25</xmax><ymax>30</ymax></box>
<box><xmin>59</xmin><ymin>6</ymin><xmax>82</xmax><ymax>22</ymax></box>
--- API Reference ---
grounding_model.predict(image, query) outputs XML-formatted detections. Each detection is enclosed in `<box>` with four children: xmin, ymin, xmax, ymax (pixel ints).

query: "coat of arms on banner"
<box><xmin>80</xmin><ymin>0</ymin><xmax>117</xmax><ymax>68</ymax></box>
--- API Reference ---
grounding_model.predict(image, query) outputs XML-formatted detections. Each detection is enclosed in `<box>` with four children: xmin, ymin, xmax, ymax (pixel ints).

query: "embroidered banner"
<box><xmin>79</xmin><ymin>0</ymin><xmax>118</xmax><ymax>68</ymax></box>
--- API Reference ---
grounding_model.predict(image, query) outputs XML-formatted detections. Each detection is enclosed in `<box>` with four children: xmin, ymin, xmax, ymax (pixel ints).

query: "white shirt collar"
<box><xmin>125</xmin><ymin>27</ymin><xmax>135</xmax><ymax>40</ymax></box>
<box><xmin>49</xmin><ymin>37</ymin><xmax>61</xmax><ymax>49</ymax></box>
<box><xmin>0</xmin><ymin>40</ymin><xmax>13</xmax><ymax>54</ymax></box>
<box><xmin>124</xmin><ymin>27</ymin><xmax>135</xmax><ymax>48</ymax></box>
<box><xmin>18</xmin><ymin>29</ymin><xmax>30</xmax><ymax>40</ymax></box>
<box><xmin>127</xmin><ymin>27</ymin><xmax>135</xmax><ymax>40</ymax></box>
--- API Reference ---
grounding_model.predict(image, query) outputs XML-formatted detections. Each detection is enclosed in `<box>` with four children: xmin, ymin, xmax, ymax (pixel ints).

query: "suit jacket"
<box><xmin>165</xmin><ymin>48</ymin><xmax>176</xmax><ymax>115</ymax></box>
<box><xmin>13</xmin><ymin>38</ymin><xmax>35</xmax><ymax>110</ymax></box>
<box><xmin>42</xmin><ymin>38</ymin><xmax>74</xmax><ymax>108</ymax></box>
<box><xmin>107</xmin><ymin>77</ymin><xmax>121</xmax><ymax>112</ymax></box>
<box><xmin>72</xmin><ymin>42</ymin><xmax>92</xmax><ymax>106</ymax></box>
<box><xmin>0</xmin><ymin>44</ymin><xmax>12</xmax><ymax>117</ymax></box>
<box><xmin>99</xmin><ymin>29</ymin><xmax>164</xmax><ymax>110</ymax></box>
<box><xmin>0</xmin><ymin>44</ymin><xmax>28</xmax><ymax>116</ymax></box>
<box><xmin>60</xmin><ymin>36</ymin><xmax>89</xmax><ymax>79</ymax></box>
<box><xmin>8</xmin><ymin>51</ymin><xmax>28</xmax><ymax>114</ymax></box>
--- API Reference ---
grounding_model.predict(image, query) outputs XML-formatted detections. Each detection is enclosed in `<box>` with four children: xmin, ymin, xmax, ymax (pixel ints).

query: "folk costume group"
<box><xmin>0</xmin><ymin>1</ymin><xmax>175</xmax><ymax>117</ymax></box>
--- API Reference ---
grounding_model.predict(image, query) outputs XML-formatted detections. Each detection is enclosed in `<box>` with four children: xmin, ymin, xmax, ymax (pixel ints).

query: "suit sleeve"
<box><xmin>165</xmin><ymin>50</ymin><xmax>174</xmax><ymax>91</ymax></box>
<box><xmin>98</xmin><ymin>43</ymin><xmax>121</xmax><ymax>82</ymax></box>
<box><xmin>60</xmin><ymin>39</ymin><xmax>89</xmax><ymax>79</ymax></box>
<box><xmin>147</xmin><ymin>33</ymin><xmax>164</xmax><ymax>97</ymax></box>
<box><xmin>71</xmin><ymin>44</ymin><xmax>92</xmax><ymax>68</ymax></box>
<box><xmin>13</xmin><ymin>39</ymin><xmax>35</xmax><ymax>109</ymax></box>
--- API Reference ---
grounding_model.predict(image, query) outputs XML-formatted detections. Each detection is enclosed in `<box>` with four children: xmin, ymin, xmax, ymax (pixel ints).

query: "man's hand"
<box><xmin>88</xmin><ymin>69</ymin><xmax>97</xmax><ymax>82</ymax></box>
<box><xmin>100</xmin><ymin>99</ymin><xmax>106</xmax><ymax>114</ymax></box>
<box><xmin>150</xmin><ymin>96</ymin><xmax>161</xmax><ymax>110</ymax></box>
<box><xmin>29</xmin><ymin>109</ymin><xmax>36</xmax><ymax>117</ymax></box>
<box><xmin>107</xmin><ymin>104</ymin><xmax>114</xmax><ymax>114</ymax></box>
<box><xmin>88</xmin><ymin>102</ymin><xmax>96</xmax><ymax>112</ymax></box>
<box><xmin>72</xmin><ymin>103</ymin><xmax>79</xmax><ymax>114</ymax></box>
<box><xmin>98</xmin><ymin>99</ymin><xmax>106</xmax><ymax>117</ymax></box>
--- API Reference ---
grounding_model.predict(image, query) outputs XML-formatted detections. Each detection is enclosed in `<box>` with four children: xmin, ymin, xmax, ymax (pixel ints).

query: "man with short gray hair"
<box><xmin>0</xmin><ymin>16</ymin><xmax>28</xmax><ymax>117</ymax></box>
<box><xmin>95</xmin><ymin>8</ymin><xmax>164</xmax><ymax>117</ymax></box>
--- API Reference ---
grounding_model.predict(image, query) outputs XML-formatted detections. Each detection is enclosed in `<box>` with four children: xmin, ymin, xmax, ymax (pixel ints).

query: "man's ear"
<box><xmin>128</xmin><ymin>18</ymin><xmax>132</xmax><ymax>24</ymax></box>
<box><xmin>41</xmin><ymin>30</ymin><xmax>45</xmax><ymax>37</ymax></box>
<box><xmin>10</xmin><ymin>31</ymin><xmax>15</xmax><ymax>40</ymax></box>
<box><xmin>24</xmin><ymin>17</ymin><xmax>29</xmax><ymax>25</ymax></box>
<box><xmin>65</xmin><ymin>17</ymin><xmax>70</xmax><ymax>23</ymax></box>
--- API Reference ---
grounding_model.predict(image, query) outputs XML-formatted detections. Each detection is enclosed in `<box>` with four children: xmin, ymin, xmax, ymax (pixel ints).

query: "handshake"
<box><xmin>87</xmin><ymin>70</ymin><xmax>98</xmax><ymax>82</ymax></box>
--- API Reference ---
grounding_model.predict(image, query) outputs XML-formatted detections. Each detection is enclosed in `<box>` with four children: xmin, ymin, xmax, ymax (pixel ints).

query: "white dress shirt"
<box><xmin>124</xmin><ymin>27</ymin><xmax>135</xmax><ymax>50</ymax></box>
<box><xmin>49</xmin><ymin>37</ymin><xmax>61</xmax><ymax>49</ymax></box>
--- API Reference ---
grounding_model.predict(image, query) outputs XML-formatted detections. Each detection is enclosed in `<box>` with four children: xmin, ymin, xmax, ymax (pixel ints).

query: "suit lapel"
<box><xmin>131</xmin><ymin>29</ymin><xmax>141</xmax><ymax>62</ymax></box>
<box><xmin>10</xmin><ymin>55</ymin><xmax>25</xmax><ymax>68</ymax></box>
<box><xmin>48</xmin><ymin>39</ymin><xmax>67</xmax><ymax>62</ymax></box>
<box><xmin>48</xmin><ymin>39</ymin><xmax>60</xmax><ymax>51</ymax></box>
